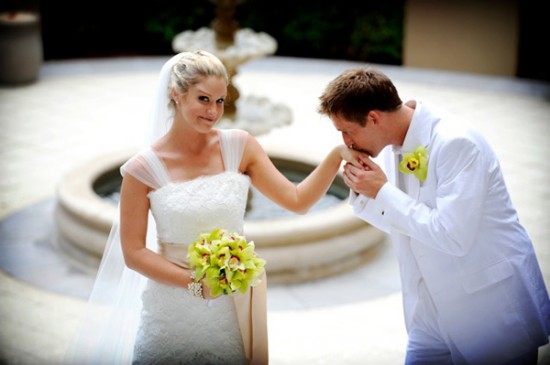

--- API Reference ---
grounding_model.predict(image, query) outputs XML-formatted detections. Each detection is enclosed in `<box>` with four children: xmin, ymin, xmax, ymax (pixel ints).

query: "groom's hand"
<box><xmin>343</xmin><ymin>156</ymin><xmax>387</xmax><ymax>199</ymax></box>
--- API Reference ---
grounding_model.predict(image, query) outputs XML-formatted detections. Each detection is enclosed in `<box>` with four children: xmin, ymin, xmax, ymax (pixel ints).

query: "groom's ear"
<box><xmin>366</xmin><ymin>110</ymin><xmax>380</xmax><ymax>126</ymax></box>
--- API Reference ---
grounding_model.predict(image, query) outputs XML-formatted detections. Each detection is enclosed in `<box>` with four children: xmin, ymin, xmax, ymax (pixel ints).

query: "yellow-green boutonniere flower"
<box><xmin>399</xmin><ymin>145</ymin><xmax>429</xmax><ymax>182</ymax></box>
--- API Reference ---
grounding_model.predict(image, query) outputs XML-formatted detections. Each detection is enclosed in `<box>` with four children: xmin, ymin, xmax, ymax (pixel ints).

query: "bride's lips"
<box><xmin>201</xmin><ymin>116</ymin><xmax>216</xmax><ymax>123</ymax></box>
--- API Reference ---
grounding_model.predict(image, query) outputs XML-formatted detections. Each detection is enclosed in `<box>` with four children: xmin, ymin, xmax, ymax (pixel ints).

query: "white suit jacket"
<box><xmin>350</xmin><ymin>100</ymin><xmax>550</xmax><ymax>364</ymax></box>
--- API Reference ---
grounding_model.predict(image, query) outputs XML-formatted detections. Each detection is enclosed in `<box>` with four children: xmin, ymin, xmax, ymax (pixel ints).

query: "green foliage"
<box><xmin>40</xmin><ymin>0</ymin><xmax>404</xmax><ymax>65</ymax></box>
<box><xmin>349</xmin><ymin>10</ymin><xmax>403</xmax><ymax>64</ymax></box>
<box><xmin>236</xmin><ymin>0</ymin><xmax>404</xmax><ymax>64</ymax></box>
<box><xmin>144</xmin><ymin>2</ymin><xmax>212</xmax><ymax>43</ymax></box>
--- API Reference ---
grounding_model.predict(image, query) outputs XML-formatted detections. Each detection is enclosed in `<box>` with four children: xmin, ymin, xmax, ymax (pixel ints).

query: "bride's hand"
<box><xmin>187</xmin><ymin>270</ymin><xmax>214</xmax><ymax>300</ymax></box>
<box><xmin>339</xmin><ymin>144</ymin><xmax>368</xmax><ymax>169</ymax></box>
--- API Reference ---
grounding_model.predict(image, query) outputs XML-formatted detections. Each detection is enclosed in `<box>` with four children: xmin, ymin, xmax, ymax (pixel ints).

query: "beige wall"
<box><xmin>403</xmin><ymin>0</ymin><xmax>519</xmax><ymax>76</ymax></box>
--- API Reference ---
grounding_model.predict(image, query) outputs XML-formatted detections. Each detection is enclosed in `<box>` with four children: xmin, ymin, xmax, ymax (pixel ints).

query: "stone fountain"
<box><xmin>53</xmin><ymin>2</ymin><xmax>385</xmax><ymax>284</ymax></box>
<box><xmin>55</xmin><ymin>146</ymin><xmax>385</xmax><ymax>284</ymax></box>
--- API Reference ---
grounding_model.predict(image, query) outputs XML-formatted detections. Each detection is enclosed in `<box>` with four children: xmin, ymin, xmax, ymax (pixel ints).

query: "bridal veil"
<box><xmin>63</xmin><ymin>53</ymin><xmax>183</xmax><ymax>364</ymax></box>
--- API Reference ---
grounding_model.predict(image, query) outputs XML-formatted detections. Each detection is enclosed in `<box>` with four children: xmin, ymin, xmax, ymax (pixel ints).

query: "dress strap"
<box><xmin>120</xmin><ymin>148</ymin><xmax>171</xmax><ymax>189</ymax></box>
<box><xmin>219</xmin><ymin>129</ymin><xmax>248</xmax><ymax>172</ymax></box>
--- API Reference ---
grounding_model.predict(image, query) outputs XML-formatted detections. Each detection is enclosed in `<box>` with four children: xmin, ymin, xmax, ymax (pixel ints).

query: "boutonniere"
<box><xmin>399</xmin><ymin>145</ymin><xmax>429</xmax><ymax>182</ymax></box>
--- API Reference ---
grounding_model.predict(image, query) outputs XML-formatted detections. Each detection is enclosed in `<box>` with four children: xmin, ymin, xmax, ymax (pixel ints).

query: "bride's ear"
<box><xmin>170</xmin><ymin>89</ymin><xmax>179</xmax><ymax>103</ymax></box>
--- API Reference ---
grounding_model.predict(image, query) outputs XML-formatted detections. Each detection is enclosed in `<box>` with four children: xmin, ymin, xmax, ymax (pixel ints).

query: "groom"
<box><xmin>318</xmin><ymin>67</ymin><xmax>550</xmax><ymax>364</ymax></box>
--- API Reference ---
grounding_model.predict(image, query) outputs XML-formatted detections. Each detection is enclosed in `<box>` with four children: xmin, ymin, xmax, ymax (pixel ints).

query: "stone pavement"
<box><xmin>0</xmin><ymin>56</ymin><xmax>549</xmax><ymax>364</ymax></box>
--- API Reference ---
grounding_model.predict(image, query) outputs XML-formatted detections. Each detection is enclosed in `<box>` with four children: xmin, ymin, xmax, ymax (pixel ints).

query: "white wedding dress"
<box><xmin>121</xmin><ymin>129</ymin><xmax>267</xmax><ymax>364</ymax></box>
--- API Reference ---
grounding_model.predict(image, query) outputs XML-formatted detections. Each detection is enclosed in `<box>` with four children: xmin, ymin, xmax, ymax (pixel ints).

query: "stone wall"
<box><xmin>403</xmin><ymin>0</ymin><xmax>519</xmax><ymax>76</ymax></box>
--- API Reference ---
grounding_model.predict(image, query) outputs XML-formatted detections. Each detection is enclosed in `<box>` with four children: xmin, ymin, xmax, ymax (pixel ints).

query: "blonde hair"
<box><xmin>169</xmin><ymin>50</ymin><xmax>229</xmax><ymax>106</ymax></box>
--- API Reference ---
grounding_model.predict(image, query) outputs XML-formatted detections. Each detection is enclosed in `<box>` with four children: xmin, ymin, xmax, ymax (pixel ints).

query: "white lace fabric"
<box><xmin>134</xmin><ymin>281</ymin><xmax>247</xmax><ymax>365</ymax></box>
<box><xmin>149</xmin><ymin>171</ymin><xmax>249</xmax><ymax>245</ymax></box>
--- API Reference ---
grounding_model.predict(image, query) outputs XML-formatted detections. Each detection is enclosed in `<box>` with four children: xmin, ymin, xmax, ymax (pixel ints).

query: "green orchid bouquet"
<box><xmin>187</xmin><ymin>228</ymin><xmax>266</xmax><ymax>298</ymax></box>
<box><xmin>399</xmin><ymin>145</ymin><xmax>429</xmax><ymax>182</ymax></box>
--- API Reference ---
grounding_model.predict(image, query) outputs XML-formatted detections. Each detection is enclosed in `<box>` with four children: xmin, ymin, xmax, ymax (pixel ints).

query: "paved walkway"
<box><xmin>0</xmin><ymin>56</ymin><xmax>549</xmax><ymax>364</ymax></box>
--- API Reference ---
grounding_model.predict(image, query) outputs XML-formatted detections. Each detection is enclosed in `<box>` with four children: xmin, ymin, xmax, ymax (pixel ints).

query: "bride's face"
<box><xmin>178</xmin><ymin>76</ymin><xmax>227</xmax><ymax>132</ymax></box>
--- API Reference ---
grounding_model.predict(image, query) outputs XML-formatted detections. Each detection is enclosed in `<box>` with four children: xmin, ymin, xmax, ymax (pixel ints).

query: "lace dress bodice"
<box><xmin>150</xmin><ymin>171</ymin><xmax>249</xmax><ymax>246</ymax></box>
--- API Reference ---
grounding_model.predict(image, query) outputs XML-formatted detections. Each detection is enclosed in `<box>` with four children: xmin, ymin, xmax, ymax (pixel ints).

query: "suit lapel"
<box><xmin>400</xmin><ymin>100</ymin><xmax>436</xmax><ymax>200</ymax></box>
<box><xmin>394</xmin><ymin>149</ymin><xmax>421</xmax><ymax>198</ymax></box>
<box><xmin>389</xmin><ymin>146</ymin><xmax>401</xmax><ymax>188</ymax></box>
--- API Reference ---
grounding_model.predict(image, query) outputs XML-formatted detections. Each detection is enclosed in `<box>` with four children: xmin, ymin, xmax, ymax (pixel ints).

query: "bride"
<box><xmin>65</xmin><ymin>50</ymin><xmax>360</xmax><ymax>365</ymax></box>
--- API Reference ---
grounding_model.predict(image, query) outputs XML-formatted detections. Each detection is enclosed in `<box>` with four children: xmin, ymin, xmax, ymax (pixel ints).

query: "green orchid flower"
<box><xmin>188</xmin><ymin>240</ymin><xmax>213</xmax><ymax>280</ymax></box>
<box><xmin>213</xmin><ymin>243</ymin><xmax>231</xmax><ymax>268</ymax></box>
<box><xmin>245</xmin><ymin>256</ymin><xmax>266</xmax><ymax>285</ymax></box>
<box><xmin>204</xmin><ymin>267</ymin><xmax>231</xmax><ymax>296</ymax></box>
<box><xmin>398</xmin><ymin>145</ymin><xmax>429</xmax><ymax>182</ymax></box>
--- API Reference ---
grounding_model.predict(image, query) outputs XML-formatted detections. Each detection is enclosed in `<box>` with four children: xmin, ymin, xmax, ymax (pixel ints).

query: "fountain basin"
<box><xmin>55</xmin><ymin>146</ymin><xmax>385</xmax><ymax>284</ymax></box>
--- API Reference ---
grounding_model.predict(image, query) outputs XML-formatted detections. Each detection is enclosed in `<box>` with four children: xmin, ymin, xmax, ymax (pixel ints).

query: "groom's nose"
<box><xmin>342</xmin><ymin>134</ymin><xmax>352</xmax><ymax>146</ymax></box>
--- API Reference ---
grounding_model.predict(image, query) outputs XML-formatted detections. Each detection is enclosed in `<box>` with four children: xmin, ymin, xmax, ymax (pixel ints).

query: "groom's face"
<box><xmin>331</xmin><ymin>114</ymin><xmax>382</xmax><ymax>158</ymax></box>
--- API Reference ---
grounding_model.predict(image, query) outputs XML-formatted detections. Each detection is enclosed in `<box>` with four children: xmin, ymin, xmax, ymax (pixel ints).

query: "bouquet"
<box><xmin>187</xmin><ymin>228</ymin><xmax>266</xmax><ymax>297</ymax></box>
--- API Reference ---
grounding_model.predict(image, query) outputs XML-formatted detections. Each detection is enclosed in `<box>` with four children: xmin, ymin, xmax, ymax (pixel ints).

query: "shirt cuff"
<box><xmin>348</xmin><ymin>189</ymin><xmax>368</xmax><ymax>214</ymax></box>
<box><xmin>348</xmin><ymin>186</ymin><xmax>391</xmax><ymax>233</ymax></box>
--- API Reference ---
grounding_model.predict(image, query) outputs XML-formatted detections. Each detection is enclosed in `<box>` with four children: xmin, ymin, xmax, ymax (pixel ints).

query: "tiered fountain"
<box><xmin>172</xmin><ymin>0</ymin><xmax>291</xmax><ymax>135</ymax></box>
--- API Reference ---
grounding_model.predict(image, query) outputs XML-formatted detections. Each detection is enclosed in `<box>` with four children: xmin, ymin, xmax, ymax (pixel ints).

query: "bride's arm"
<box><xmin>119</xmin><ymin>175</ymin><xmax>196</xmax><ymax>288</ymax></box>
<box><xmin>119</xmin><ymin>175</ymin><xmax>212</xmax><ymax>298</ymax></box>
<box><xmin>242</xmin><ymin>134</ymin><xmax>360</xmax><ymax>214</ymax></box>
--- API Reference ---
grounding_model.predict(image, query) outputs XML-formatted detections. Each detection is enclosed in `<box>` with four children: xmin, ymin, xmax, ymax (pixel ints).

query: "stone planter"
<box><xmin>0</xmin><ymin>11</ymin><xmax>43</xmax><ymax>84</ymax></box>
